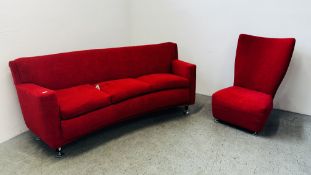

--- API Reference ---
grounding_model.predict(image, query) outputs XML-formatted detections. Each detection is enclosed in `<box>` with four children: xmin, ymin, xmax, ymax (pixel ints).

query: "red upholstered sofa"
<box><xmin>9</xmin><ymin>42</ymin><xmax>196</xmax><ymax>156</ymax></box>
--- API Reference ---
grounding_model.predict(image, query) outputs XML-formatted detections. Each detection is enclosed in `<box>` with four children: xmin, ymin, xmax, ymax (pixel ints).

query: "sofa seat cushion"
<box><xmin>56</xmin><ymin>85</ymin><xmax>111</xmax><ymax>120</ymax></box>
<box><xmin>96</xmin><ymin>78</ymin><xmax>152</xmax><ymax>103</ymax></box>
<box><xmin>137</xmin><ymin>73</ymin><xmax>189</xmax><ymax>91</ymax></box>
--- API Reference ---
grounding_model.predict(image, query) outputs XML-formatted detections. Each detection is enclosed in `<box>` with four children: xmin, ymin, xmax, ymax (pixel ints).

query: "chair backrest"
<box><xmin>9</xmin><ymin>42</ymin><xmax>178</xmax><ymax>89</ymax></box>
<box><xmin>234</xmin><ymin>34</ymin><xmax>296</xmax><ymax>96</ymax></box>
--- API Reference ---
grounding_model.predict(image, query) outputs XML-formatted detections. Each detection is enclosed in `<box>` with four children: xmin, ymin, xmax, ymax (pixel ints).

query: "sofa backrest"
<box><xmin>9</xmin><ymin>42</ymin><xmax>178</xmax><ymax>89</ymax></box>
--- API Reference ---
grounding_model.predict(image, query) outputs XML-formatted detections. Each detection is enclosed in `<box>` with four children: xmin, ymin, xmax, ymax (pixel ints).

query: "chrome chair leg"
<box><xmin>214</xmin><ymin>118</ymin><xmax>219</xmax><ymax>123</ymax></box>
<box><xmin>56</xmin><ymin>147</ymin><xmax>64</xmax><ymax>158</ymax></box>
<box><xmin>183</xmin><ymin>106</ymin><xmax>190</xmax><ymax>115</ymax></box>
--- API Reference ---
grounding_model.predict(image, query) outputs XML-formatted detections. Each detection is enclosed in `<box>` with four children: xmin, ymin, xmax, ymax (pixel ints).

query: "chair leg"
<box><xmin>183</xmin><ymin>106</ymin><xmax>190</xmax><ymax>115</ymax></box>
<box><xmin>56</xmin><ymin>147</ymin><xmax>64</xmax><ymax>158</ymax></box>
<box><xmin>214</xmin><ymin>118</ymin><xmax>219</xmax><ymax>123</ymax></box>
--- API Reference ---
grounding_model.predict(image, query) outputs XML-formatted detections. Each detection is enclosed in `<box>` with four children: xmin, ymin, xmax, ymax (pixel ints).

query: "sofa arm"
<box><xmin>172</xmin><ymin>59</ymin><xmax>196</xmax><ymax>104</ymax></box>
<box><xmin>16</xmin><ymin>83</ymin><xmax>62</xmax><ymax>148</ymax></box>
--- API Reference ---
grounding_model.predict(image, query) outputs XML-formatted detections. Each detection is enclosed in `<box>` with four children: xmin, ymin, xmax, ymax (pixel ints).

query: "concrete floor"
<box><xmin>0</xmin><ymin>94</ymin><xmax>310</xmax><ymax>175</ymax></box>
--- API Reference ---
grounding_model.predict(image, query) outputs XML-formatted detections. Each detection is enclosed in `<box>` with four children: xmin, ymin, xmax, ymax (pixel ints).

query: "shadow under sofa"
<box><xmin>9</xmin><ymin>42</ymin><xmax>196</xmax><ymax>157</ymax></box>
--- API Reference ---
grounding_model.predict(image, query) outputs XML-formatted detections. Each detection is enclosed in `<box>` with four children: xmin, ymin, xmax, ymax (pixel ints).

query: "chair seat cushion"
<box><xmin>212</xmin><ymin>86</ymin><xmax>273</xmax><ymax>131</ymax></box>
<box><xmin>137</xmin><ymin>73</ymin><xmax>189</xmax><ymax>91</ymax></box>
<box><xmin>56</xmin><ymin>85</ymin><xmax>111</xmax><ymax>120</ymax></box>
<box><xmin>96</xmin><ymin>78</ymin><xmax>152</xmax><ymax>103</ymax></box>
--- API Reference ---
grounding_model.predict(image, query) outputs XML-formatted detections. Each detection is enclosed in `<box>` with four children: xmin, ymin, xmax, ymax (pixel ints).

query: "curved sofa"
<box><xmin>9</xmin><ymin>42</ymin><xmax>196</xmax><ymax>154</ymax></box>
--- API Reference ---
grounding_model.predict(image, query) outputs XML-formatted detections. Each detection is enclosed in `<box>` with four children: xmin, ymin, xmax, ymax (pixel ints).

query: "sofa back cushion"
<box><xmin>9</xmin><ymin>42</ymin><xmax>178</xmax><ymax>89</ymax></box>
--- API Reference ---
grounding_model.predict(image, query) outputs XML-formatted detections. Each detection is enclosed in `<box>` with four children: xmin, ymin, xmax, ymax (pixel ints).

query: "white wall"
<box><xmin>0</xmin><ymin>0</ymin><xmax>130</xmax><ymax>143</ymax></box>
<box><xmin>129</xmin><ymin>0</ymin><xmax>311</xmax><ymax>115</ymax></box>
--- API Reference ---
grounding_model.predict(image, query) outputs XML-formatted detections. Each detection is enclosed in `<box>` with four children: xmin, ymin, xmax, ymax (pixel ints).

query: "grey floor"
<box><xmin>0</xmin><ymin>94</ymin><xmax>310</xmax><ymax>175</ymax></box>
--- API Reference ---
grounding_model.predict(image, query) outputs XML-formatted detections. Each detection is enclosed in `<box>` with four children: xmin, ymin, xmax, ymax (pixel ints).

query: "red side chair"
<box><xmin>212</xmin><ymin>34</ymin><xmax>296</xmax><ymax>134</ymax></box>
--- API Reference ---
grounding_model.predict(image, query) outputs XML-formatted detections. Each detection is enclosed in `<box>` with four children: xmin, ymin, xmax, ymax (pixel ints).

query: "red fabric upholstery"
<box><xmin>9</xmin><ymin>42</ymin><xmax>177</xmax><ymax>89</ymax></box>
<box><xmin>96</xmin><ymin>78</ymin><xmax>152</xmax><ymax>103</ymax></box>
<box><xmin>212</xmin><ymin>86</ymin><xmax>273</xmax><ymax>132</ymax></box>
<box><xmin>137</xmin><ymin>73</ymin><xmax>189</xmax><ymax>91</ymax></box>
<box><xmin>234</xmin><ymin>34</ymin><xmax>296</xmax><ymax>96</ymax></box>
<box><xmin>212</xmin><ymin>34</ymin><xmax>295</xmax><ymax>132</ymax></box>
<box><xmin>62</xmin><ymin>89</ymin><xmax>189</xmax><ymax>141</ymax></box>
<box><xmin>172</xmin><ymin>60</ymin><xmax>196</xmax><ymax>104</ymax></box>
<box><xmin>15</xmin><ymin>84</ymin><xmax>62</xmax><ymax>149</ymax></box>
<box><xmin>56</xmin><ymin>85</ymin><xmax>111</xmax><ymax>120</ymax></box>
<box><xmin>9</xmin><ymin>43</ymin><xmax>196</xmax><ymax>149</ymax></box>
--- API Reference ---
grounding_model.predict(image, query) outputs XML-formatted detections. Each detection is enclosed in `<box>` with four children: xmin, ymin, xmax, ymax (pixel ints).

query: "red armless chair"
<box><xmin>212</xmin><ymin>34</ymin><xmax>296</xmax><ymax>134</ymax></box>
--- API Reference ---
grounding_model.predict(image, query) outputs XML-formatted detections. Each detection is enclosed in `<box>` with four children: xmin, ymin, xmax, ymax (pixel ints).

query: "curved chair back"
<box><xmin>234</xmin><ymin>34</ymin><xmax>296</xmax><ymax>96</ymax></box>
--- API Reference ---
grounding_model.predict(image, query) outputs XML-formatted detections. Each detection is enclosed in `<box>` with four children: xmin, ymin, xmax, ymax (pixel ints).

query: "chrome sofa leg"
<box><xmin>183</xmin><ymin>106</ymin><xmax>190</xmax><ymax>115</ymax></box>
<box><xmin>253</xmin><ymin>132</ymin><xmax>258</xmax><ymax>136</ymax></box>
<box><xmin>56</xmin><ymin>147</ymin><xmax>64</xmax><ymax>158</ymax></box>
<box><xmin>34</xmin><ymin>136</ymin><xmax>40</xmax><ymax>141</ymax></box>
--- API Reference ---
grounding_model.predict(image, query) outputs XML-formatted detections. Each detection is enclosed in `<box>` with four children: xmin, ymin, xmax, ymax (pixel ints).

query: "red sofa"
<box><xmin>212</xmin><ymin>34</ymin><xmax>295</xmax><ymax>133</ymax></box>
<box><xmin>9</xmin><ymin>42</ymin><xmax>196</xmax><ymax>156</ymax></box>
